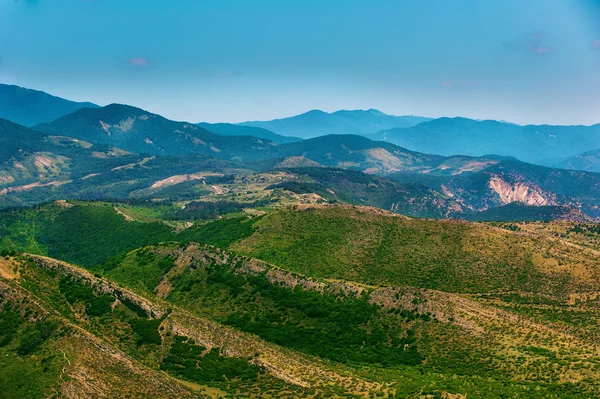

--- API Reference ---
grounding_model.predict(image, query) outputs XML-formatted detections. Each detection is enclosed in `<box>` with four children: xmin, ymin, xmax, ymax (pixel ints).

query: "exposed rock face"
<box><xmin>29</xmin><ymin>255</ymin><xmax>166</xmax><ymax>319</ymax></box>
<box><xmin>488</xmin><ymin>175</ymin><xmax>553</xmax><ymax>206</ymax></box>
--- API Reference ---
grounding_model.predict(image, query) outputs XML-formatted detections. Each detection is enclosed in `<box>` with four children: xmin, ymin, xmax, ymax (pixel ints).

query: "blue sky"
<box><xmin>1</xmin><ymin>0</ymin><xmax>600</xmax><ymax>124</ymax></box>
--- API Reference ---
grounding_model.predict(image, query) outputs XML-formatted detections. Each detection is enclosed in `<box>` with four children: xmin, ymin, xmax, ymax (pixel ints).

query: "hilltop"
<box><xmin>34</xmin><ymin>104</ymin><xmax>278</xmax><ymax>159</ymax></box>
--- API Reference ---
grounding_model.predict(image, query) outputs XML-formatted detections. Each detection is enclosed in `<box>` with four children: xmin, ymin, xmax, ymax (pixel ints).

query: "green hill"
<box><xmin>231</xmin><ymin>204</ymin><xmax>600</xmax><ymax>298</ymax></box>
<box><xmin>3</xmin><ymin>202</ymin><xmax>600</xmax><ymax>397</ymax></box>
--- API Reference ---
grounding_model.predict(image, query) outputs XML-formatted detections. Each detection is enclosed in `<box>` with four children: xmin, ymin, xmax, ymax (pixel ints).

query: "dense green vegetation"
<box><xmin>129</xmin><ymin>317</ymin><xmax>163</xmax><ymax>346</ymax></box>
<box><xmin>160</xmin><ymin>336</ymin><xmax>262</xmax><ymax>383</ymax></box>
<box><xmin>0</xmin><ymin>298</ymin><xmax>65</xmax><ymax>399</ymax></box>
<box><xmin>0</xmin><ymin>306</ymin><xmax>24</xmax><ymax>349</ymax></box>
<box><xmin>179</xmin><ymin>216</ymin><xmax>259</xmax><ymax>249</ymax></box>
<box><xmin>38</xmin><ymin>205</ymin><xmax>174</xmax><ymax>266</ymax></box>
<box><xmin>468</xmin><ymin>203</ymin><xmax>578</xmax><ymax>222</ymax></box>
<box><xmin>5</xmin><ymin>253</ymin><xmax>319</xmax><ymax>398</ymax></box>
<box><xmin>102</xmin><ymin>248</ymin><xmax>424</xmax><ymax>367</ymax></box>
<box><xmin>0</xmin><ymin>202</ymin><xmax>259</xmax><ymax>267</ymax></box>
<box><xmin>59</xmin><ymin>275</ymin><xmax>115</xmax><ymax>316</ymax></box>
<box><xmin>94</xmin><ymin>241</ymin><xmax>600</xmax><ymax>398</ymax></box>
<box><xmin>3</xmin><ymin>200</ymin><xmax>600</xmax><ymax>397</ymax></box>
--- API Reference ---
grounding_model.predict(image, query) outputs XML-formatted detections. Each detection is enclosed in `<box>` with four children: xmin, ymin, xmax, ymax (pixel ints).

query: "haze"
<box><xmin>1</xmin><ymin>0</ymin><xmax>600</xmax><ymax>125</ymax></box>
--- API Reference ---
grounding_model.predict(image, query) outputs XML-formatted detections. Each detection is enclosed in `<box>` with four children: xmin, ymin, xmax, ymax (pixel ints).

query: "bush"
<box><xmin>16</xmin><ymin>320</ymin><xmax>57</xmax><ymax>355</ymax></box>
<box><xmin>129</xmin><ymin>318</ymin><xmax>162</xmax><ymax>346</ymax></box>
<box><xmin>160</xmin><ymin>336</ymin><xmax>261</xmax><ymax>382</ymax></box>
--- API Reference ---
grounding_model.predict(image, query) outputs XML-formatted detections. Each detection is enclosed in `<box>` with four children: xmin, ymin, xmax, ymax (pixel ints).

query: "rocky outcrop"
<box><xmin>29</xmin><ymin>255</ymin><xmax>166</xmax><ymax>319</ymax></box>
<box><xmin>488</xmin><ymin>175</ymin><xmax>555</xmax><ymax>206</ymax></box>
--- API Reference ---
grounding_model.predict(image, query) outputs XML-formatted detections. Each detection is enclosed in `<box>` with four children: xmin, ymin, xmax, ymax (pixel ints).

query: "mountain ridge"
<box><xmin>0</xmin><ymin>83</ymin><xmax>99</xmax><ymax>126</ymax></box>
<box><xmin>372</xmin><ymin>117</ymin><xmax>600</xmax><ymax>167</ymax></box>
<box><xmin>34</xmin><ymin>104</ymin><xmax>279</xmax><ymax>160</ymax></box>
<box><xmin>197</xmin><ymin>122</ymin><xmax>302</xmax><ymax>144</ymax></box>
<box><xmin>239</xmin><ymin>109</ymin><xmax>431</xmax><ymax>139</ymax></box>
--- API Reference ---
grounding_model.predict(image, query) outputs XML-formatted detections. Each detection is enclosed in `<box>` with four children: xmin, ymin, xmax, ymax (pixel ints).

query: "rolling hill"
<box><xmin>555</xmin><ymin>148</ymin><xmax>600</xmax><ymax>173</ymax></box>
<box><xmin>0</xmin><ymin>117</ymin><xmax>141</xmax><ymax>191</ymax></box>
<box><xmin>240</xmin><ymin>109</ymin><xmax>431</xmax><ymax>139</ymax></box>
<box><xmin>0</xmin><ymin>83</ymin><xmax>98</xmax><ymax>127</ymax></box>
<box><xmin>0</xmin><ymin>118</ymin><xmax>246</xmax><ymax>208</ymax></box>
<box><xmin>3</xmin><ymin>203</ymin><xmax>600</xmax><ymax>397</ymax></box>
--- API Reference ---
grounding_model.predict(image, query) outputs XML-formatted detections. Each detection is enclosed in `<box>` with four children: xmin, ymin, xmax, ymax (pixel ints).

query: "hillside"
<box><xmin>240</xmin><ymin>109</ymin><xmax>430</xmax><ymax>139</ymax></box>
<box><xmin>95</xmin><ymin>241</ymin><xmax>600</xmax><ymax>398</ymax></box>
<box><xmin>467</xmin><ymin>203</ymin><xmax>592</xmax><ymax>222</ymax></box>
<box><xmin>34</xmin><ymin>104</ymin><xmax>278</xmax><ymax>159</ymax></box>
<box><xmin>390</xmin><ymin>160</ymin><xmax>600</xmax><ymax>220</ymax></box>
<box><xmin>556</xmin><ymin>148</ymin><xmax>600</xmax><ymax>173</ymax></box>
<box><xmin>372</xmin><ymin>117</ymin><xmax>600</xmax><ymax>166</ymax></box>
<box><xmin>3</xmin><ymin>203</ymin><xmax>600</xmax><ymax>397</ymax></box>
<box><xmin>0</xmin><ymin>119</ymin><xmax>245</xmax><ymax>208</ymax></box>
<box><xmin>197</xmin><ymin>122</ymin><xmax>302</xmax><ymax>144</ymax></box>
<box><xmin>231</xmin><ymin>205</ymin><xmax>600</xmax><ymax>297</ymax></box>
<box><xmin>268</xmin><ymin>167</ymin><xmax>459</xmax><ymax>218</ymax></box>
<box><xmin>0</xmin><ymin>83</ymin><xmax>98</xmax><ymax>126</ymax></box>
<box><xmin>1</xmin><ymin>253</ymin><xmax>361</xmax><ymax>398</ymax></box>
<box><xmin>0</xmin><ymin>118</ymin><xmax>142</xmax><ymax>196</ymax></box>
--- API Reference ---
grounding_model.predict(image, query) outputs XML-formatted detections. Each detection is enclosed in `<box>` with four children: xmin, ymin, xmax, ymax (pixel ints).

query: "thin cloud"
<box><xmin>593</xmin><ymin>40</ymin><xmax>600</xmax><ymax>49</ymax></box>
<box><xmin>127</xmin><ymin>57</ymin><xmax>150</xmax><ymax>67</ymax></box>
<box><xmin>503</xmin><ymin>31</ymin><xmax>552</xmax><ymax>55</ymax></box>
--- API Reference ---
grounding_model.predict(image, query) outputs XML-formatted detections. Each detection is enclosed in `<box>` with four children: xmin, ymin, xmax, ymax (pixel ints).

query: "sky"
<box><xmin>1</xmin><ymin>0</ymin><xmax>600</xmax><ymax>125</ymax></box>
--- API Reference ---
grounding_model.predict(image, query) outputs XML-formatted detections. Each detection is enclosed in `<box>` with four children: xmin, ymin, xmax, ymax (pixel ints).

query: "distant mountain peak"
<box><xmin>303</xmin><ymin>109</ymin><xmax>329</xmax><ymax>115</ymax></box>
<box><xmin>239</xmin><ymin>108</ymin><xmax>431</xmax><ymax>139</ymax></box>
<box><xmin>0</xmin><ymin>83</ymin><xmax>99</xmax><ymax>126</ymax></box>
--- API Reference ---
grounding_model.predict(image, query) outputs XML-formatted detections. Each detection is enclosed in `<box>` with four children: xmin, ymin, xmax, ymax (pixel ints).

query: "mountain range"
<box><xmin>556</xmin><ymin>148</ymin><xmax>600</xmax><ymax>172</ymax></box>
<box><xmin>1</xmin><ymin>84</ymin><xmax>599</xmax><ymax>221</ymax></box>
<box><xmin>1</xmin><ymin>106</ymin><xmax>599</xmax><ymax>220</ymax></box>
<box><xmin>5</xmin><ymin>83</ymin><xmax>600</xmax><ymax>172</ymax></box>
<box><xmin>371</xmin><ymin>117</ymin><xmax>600</xmax><ymax>168</ymax></box>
